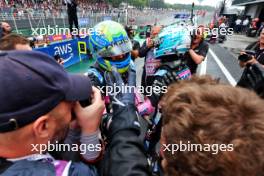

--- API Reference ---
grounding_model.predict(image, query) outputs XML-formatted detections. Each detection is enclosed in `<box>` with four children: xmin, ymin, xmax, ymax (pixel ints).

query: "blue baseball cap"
<box><xmin>0</xmin><ymin>50</ymin><xmax>92</xmax><ymax>133</ymax></box>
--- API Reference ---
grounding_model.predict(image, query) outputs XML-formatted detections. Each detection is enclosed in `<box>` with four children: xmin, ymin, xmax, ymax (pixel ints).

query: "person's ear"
<box><xmin>32</xmin><ymin>115</ymin><xmax>52</xmax><ymax>139</ymax></box>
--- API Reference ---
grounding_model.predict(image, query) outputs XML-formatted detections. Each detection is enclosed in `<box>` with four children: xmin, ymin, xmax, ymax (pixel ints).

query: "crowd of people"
<box><xmin>234</xmin><ymin>17</ymin><xmax>264</xmax><ymax>37</ymax></box>
<box><xmin>1</xmin><ymin>10</ymin><xmax>264</xmax><ymax>176</ymax></box>
<box><xmin>0</xmin><ymin>0</ymin><xmax>173</xmax><ymax>21</ymax></box>
<box><xmin>0</xmin><ymin>0</ymin><xmax>113</xmax><ymax>18</ymax></box>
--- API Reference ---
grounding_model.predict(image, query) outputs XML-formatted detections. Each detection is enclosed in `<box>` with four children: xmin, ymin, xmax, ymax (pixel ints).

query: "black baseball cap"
<box><xmin>0</xmin><ymin>50</ymin><xmax>92</xmax><ymax>133</ymax></box>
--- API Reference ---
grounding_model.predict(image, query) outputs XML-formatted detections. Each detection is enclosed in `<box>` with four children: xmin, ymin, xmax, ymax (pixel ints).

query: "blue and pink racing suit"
<box><xmin>85</xmin><ymin>62</ymin><xmax>151</xmax><ymax>120</ymax></box>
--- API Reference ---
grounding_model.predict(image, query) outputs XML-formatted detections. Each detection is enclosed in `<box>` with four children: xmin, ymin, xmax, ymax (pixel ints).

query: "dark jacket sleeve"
<box><xmin>245</xmin><ymin>41</ymin><xmax>259</xmax><ymax>51</ymax></box>
<box><xmin>100</xmin><ymin>105</ymin><xmax>151</xmax><ymax>176</ymax></box>
<box><xmin>198</xmin><ymin>41</ymin><xmax>209</xmax><ymax>58</ymax></box>
<box><xmin>138</xmin><ymin>41</ymin><xmax>150</xmax><ymax>58</ymax></box>
<box><xmin>132</xmin><ymin>40</ymin><xmax>141</xmax><ymax>50</ymax></box>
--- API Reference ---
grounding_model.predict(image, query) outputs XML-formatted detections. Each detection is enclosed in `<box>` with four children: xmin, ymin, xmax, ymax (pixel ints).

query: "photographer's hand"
<box><xmin>239</xmin><ymin>51</ymin><xmax>258</xmax><ymax>67</ymax></box>
<box><xmin>239</xmin><ymin>57</ymin><xmax>258</xmax><ymax>68</ymax></box>
<box><xmin>74</xmin><ymin>87</ymin><xmax>105</xmax><ymax>134</ymax></box>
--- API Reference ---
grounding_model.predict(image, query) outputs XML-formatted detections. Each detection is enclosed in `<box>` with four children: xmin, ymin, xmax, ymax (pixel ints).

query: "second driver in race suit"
<box><xmin>134</xmin><ymin>26</ymin><xmax>162</xmax><ymax>88</ymax></box>
<box><xmin>136</xmin><ymin>24</ymin><xmax>193</xmax><ymax>175</ymax></box>
<box><xmin>137</xmin><ymin>24</ymin><xmax>193</xmax><ymax>116</ymax></box>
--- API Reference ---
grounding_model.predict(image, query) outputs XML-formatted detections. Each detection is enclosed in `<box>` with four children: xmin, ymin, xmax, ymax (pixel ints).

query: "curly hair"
<box><xmin>161</xmin><ymin>75</ymin><xmax>264</xmax><ymax>176</ymax></box>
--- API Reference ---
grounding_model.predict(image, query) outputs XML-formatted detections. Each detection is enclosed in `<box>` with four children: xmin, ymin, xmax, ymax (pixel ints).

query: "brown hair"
<box><xmin>161</xmin><ymin>75</ymin><xmax>264</xmax><ymax>176</ymax></box>
<box><xmin>0</xmin><ymin>34</ymin><xmax>30</xmax><ymax>50</ymax></box>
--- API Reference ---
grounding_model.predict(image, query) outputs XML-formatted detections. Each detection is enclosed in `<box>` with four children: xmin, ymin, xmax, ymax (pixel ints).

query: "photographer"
<box><xmin>237</xmin><ymin>28</ymin><xmax>264</xmax><ymax>97</ymax></box>
<box><xmin>134</xmin><ymin>26</ymin><xmax>162</xmax><ymax>88</ymax></box>
<box><xmin>239</xmin><ymin>28</ymin><xmax>264</xmax><ymax>68</ymax></box>
<box><xmin>0</xmin><ymin>51</ymin><xmax>104</xmax><ymax>175</ymax></box>
<box><xmin>186</xmin><ymin>25</ymin><xmax>209</xmax><ymax>74</ymax></box>
<box><xmin>125</xmin><ymin>25</ymin><xmax>140</xmax><ymax>61</ymax></box>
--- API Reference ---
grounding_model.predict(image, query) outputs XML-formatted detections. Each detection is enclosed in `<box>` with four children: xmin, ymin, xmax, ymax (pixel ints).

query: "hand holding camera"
<box><xmin>238</xmin><ymin>50</ymin><xmax>258</xmax><ymax>67</ymax></box>
<box><xmin>73</xmin><ymin>87</ymin><xmax>105</xmax><ymax>134</ymax></box>
<box><xmin>147</xmin><ymin>38</ymin><xmax>162</xmax><ymax>49</ymax></box>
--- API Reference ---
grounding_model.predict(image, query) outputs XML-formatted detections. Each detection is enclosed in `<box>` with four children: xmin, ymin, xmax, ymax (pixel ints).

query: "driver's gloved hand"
<box><xmin>148</xmin><ymin>69</ymin><xmax>180</xmax><ymax>106</ymax></box>
<box><xmin>162</xmin><ymin>70</ymin><xmax>180</xmax><ymax>86</ymax></box>
<box><xmin>104</xmin><ymin>66</ymin><xmax>141</xmax><ymax>138</ymax></box>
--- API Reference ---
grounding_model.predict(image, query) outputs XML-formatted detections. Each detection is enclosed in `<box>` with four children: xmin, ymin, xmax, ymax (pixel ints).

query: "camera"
<box><xmin>153</xmin><ymin>38</ymin><xmax>162</xmax><ymax>47</ymax></box>
<box><xmin>79</xmin><ymin>97</ymin><xmax>92</xmax><ymax>108</ymax></box>
<box><xmin>238</xmin><ymin>50</ymin><xmax>255</xmax><ymax>62</ymax></box>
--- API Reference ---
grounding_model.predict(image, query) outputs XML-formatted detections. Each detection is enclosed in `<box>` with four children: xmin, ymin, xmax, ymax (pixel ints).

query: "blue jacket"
<box><xmin>0</xmin><ymin>158</ymin><xmax>98</xmax><ymax>176</ymax></box>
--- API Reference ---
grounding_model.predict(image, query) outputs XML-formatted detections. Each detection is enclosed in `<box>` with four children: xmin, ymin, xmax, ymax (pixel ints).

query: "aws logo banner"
<box><xmin>53</xmin><ymin>40</ymin><xmax>79</xmax><ymax>68</ymax></box>
<box><xmin>35</xmin><ymin>39</ymin><xmax>86</xmax><ymax>68</ymax></box>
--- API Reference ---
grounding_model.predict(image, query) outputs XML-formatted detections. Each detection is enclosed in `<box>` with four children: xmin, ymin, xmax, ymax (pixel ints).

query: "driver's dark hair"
<box><xmin>161</xmin><ymin>75</ymin><xmax>264</xmax><ymax>176</ymax></box>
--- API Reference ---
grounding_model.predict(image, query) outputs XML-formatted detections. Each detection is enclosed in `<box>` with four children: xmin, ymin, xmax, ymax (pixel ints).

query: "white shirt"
<box><xmin>64</xmin><ymin>0</ymin><xmax>72</xmax><ymax>5</ymax></box>
<box><xmin>236</xmin><ymin>19</ymin><xmax>242</xmax><ymax>25</ymax></box>
<box><xmin>243</xmin><ymin>19</ymin><xmax>249</xmax><ymax>26</ymax></box>
<box><xmin>219</xmin><ymin>23</ymin><xmax>226</xmax><ymax>28</ymax></box>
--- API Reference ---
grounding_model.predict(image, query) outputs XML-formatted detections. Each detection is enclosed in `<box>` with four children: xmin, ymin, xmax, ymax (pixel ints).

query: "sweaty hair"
<box><xmin>0</xmin><ymin>34</ymin><xmax>30</xmax><ymax>50</ymax></box>
<box><xmin>161</xmin><ymin>75</ymin><xmax>264</xmax><ymax>176</ymax></box>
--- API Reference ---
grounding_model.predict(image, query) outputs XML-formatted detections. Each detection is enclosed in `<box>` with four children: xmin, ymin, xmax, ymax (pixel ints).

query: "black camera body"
<box><xmin>238</xmin><ymin>50</ymin><xmax>255</xmax><ymax>62</ymax></box>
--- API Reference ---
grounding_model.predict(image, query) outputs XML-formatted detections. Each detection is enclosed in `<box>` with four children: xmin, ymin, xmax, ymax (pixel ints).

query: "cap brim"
<box><xmin>65</xmin><ymin>74</ymin><xmax>92</xmax><ymax>101</ymax></box>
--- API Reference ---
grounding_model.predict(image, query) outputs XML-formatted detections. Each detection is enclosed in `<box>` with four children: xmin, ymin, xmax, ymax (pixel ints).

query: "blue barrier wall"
<box><xmin>34</xmin><ymin>37</ymin><xmax>90</xmax><ymax>68</ymax></box>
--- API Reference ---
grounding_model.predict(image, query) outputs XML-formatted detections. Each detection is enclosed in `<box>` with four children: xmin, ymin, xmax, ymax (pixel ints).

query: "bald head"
<box><xmin>1</xmin><ymin>22</ymin><xmax>12</xmax><ymax>36</ymax></box>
